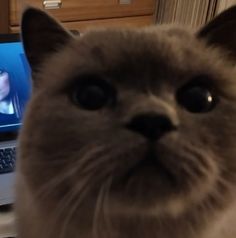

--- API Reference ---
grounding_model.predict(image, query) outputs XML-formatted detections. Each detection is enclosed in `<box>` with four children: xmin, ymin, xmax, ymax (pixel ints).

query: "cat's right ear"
<box><xmin>197</xmin><ymin>5</ymin><xmax>236</xmax><ymax>60</ymax></box>
<box><xmin>21</xmin><ymin>7</ymin><xmax>73</xmax><ymax>72</ymax></box>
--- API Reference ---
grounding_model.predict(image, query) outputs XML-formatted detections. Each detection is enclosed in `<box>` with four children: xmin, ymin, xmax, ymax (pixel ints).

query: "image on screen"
<box><xmin>0</xmin><ymin>41</ymin><xmax>31</xmax><ymax>133</ymax></box>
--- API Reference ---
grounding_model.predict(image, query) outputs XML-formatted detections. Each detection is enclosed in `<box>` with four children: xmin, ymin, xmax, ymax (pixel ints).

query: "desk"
<box><xmin>0</xmin><ymin>209</ymin><xmax>16</xmax><ymax>238</ymax></box>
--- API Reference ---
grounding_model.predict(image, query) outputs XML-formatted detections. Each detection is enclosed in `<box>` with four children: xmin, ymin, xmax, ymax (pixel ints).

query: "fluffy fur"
<box><xmin>16</xmin><ymin>6</ymin><xmax>236</xmax><ymax>238</ymax></box>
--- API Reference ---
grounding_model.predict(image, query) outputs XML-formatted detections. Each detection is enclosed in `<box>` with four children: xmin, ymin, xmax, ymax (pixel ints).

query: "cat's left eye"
<box><xmin>176</xmin><ymin>84</ymin><xmax>217</xmax><ymax>113</ymax></box>
<box><xmin>72</xmin><ymin>76</ymin><xmax>116</xmax><ymax>110</ymax></box>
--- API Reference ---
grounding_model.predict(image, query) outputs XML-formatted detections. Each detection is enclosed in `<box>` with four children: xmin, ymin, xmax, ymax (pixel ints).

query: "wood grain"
<box><xmin>10</xmin><ymin>15</ymin><xmax>155</xmax><ymax>33</ymax></box>
<box><xmin>10</xmin><ymin>0</ymin><xmax>156</xmax><ymax>26</ymax></box>
<box><xmin>0</xmin><ymin>0</ymin><xmax>10</xmax><ymax>33</ymax></box>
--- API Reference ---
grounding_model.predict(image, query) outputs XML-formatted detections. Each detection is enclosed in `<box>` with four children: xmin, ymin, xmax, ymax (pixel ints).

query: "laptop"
<box><xmin>0</xmin><ymin>34</ymin><xmax>31</xmax><ymax>206</ymax></box>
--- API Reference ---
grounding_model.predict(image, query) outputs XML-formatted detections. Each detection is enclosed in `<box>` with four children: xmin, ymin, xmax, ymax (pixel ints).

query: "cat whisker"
<box><xmin>58</xmin><ymin>170</ymin><xmax>112</xmax><ymax>238</ymax></box>
<box><xmin>92</xmin><ymin>176</ymin><xmax>113</xmax><ymax>238</ymax></box>
<box><xmin>43</xmin><ymin>167</ymin><xmax>97</xmax><ymax>238</ymax></box>
<box><xmin>32</xmin><ymin>165</ymin><xmax>79</xmax><ymax>201</ymax></box>
<box><xmin>57</xmin><ymin>152</ymin><xmax>114</xmax><ymax>238</ymax></box>
<box><xmin>58</xmin><ymin>176</ymin><xmax>93</xmax><ymax>238</ymax></box>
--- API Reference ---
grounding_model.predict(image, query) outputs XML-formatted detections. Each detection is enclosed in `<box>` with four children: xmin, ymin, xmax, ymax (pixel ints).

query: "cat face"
<box><xmin>18</xmin><ymin>6</ymin><xmax>236</xmax><ymax>238</ymax></box>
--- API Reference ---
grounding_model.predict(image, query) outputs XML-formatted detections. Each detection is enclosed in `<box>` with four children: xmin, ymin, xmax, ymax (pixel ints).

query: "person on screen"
<box><xmin>0</xmin><ymin>69</ymin><xmax>22</xmax><ymax>118</ymax></box>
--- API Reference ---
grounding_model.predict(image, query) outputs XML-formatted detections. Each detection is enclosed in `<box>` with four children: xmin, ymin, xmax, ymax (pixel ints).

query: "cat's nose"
<box><xmin>126</xmin><ymin>113</ymin><xmax>177</xmax><ymax>140</ymax></box>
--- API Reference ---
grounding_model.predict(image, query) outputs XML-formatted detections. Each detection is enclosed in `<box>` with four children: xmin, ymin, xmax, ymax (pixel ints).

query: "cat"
<box><xmin>15</xmin><ymin>5</ymin><xmax>236</xmax><ymax>238</ymax></box>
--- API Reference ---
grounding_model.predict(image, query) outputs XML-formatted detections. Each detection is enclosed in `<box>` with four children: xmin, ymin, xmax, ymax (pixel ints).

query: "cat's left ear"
<box><xmin>21</xmin><ymin>7</ymin><xmax>73</xmax><ymax>72</ymax></box>
<box><xmin>197</xmin><ymin>5</ymin><xmax>236</xmax><ymax>59</ymax></box>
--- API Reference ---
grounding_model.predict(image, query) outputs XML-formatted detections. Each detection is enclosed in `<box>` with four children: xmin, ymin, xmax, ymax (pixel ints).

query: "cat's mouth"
<box><xmin>120</xmin><ymin>147</ymin><xmax>178</xmax><ymax>188</ymax></box>
<box><xmin>110</xmin><ymin>141</ymin><xmax>218</xmax><ymax>213</ymax></box>
<box><xmin>111</xmin><ymin>145</ymin><xmax>183</xmax><ymax>202</ymax></box>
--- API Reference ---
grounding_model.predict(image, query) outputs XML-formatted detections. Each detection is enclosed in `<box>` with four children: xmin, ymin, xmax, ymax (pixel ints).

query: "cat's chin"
<box><xmin>109</xmin><ymin>139</ymin><xmax>219</xmax><ymax>217</ymax></box>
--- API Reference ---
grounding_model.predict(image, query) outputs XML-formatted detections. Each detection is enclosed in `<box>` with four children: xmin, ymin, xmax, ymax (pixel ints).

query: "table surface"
<box><xmin>0</xmin><ymin>210</ymin><xmax>16</xmax><ymax>238</ymax></box>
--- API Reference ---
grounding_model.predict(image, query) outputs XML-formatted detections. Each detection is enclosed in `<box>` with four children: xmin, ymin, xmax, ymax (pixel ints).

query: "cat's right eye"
<box><xmin>71</xmin><ymin>76</ymin><xmax>116</xmax><ymax>110</ymax></box>
<box><xmin>176</xmin><ymin>80</ymin><xmax>217</xmax><ymax>113</ymax></box>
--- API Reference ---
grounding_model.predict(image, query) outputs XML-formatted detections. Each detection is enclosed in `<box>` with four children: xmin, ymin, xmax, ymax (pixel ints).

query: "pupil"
<box><xmin>178</xmin><ymin>86</ymin><xmax>215</xmax><ymax>113</ymax></box>
<box><xmin>79</xmin><ymin>85</ymin><xmax>107</xmax><ymax>110</ymax></box>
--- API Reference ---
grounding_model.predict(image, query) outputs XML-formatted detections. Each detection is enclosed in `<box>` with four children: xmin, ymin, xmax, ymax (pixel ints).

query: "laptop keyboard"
<box><xmin>0</xmin><ymin>147</ymin><xmax>16</xmax><ymax>174</ymax></box>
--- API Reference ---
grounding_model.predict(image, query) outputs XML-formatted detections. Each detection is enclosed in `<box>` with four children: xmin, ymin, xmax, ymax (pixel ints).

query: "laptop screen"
<box><xmin>0</xmin><ymin>35</ymin><xmax>31</xmax><ymax>134</ymax></box>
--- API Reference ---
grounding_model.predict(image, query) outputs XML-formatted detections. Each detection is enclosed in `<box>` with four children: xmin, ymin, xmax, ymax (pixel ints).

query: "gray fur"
<box><xmin>16</xmin><ymin>6</ymin><xmax>236</xmax><ymax>238</ymax></box>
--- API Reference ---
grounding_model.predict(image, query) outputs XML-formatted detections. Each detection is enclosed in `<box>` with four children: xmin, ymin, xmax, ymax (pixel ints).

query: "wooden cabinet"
<box><xmin>0</xmin><ymin>0</ymin><xmax>157</xmax><ymax>33</ymax></box>
<box><xmin>0</xmin><ymin>1</ymin><xmax>9</xmax><ymax>33</ymax></box>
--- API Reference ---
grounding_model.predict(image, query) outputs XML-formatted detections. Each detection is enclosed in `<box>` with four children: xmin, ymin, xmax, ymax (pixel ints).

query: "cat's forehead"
<box><xmin>42</xmin><ymin>26</ymin><xmax>228</xmax><ymax>91</ymax></box>
<box><xmin>80</xmin><ymin>26</ymin><xmax>192</xmax><ymax>50</ymax></box>
<box><xmin>69</xmin><ymin>27</ymin><xmax>218</xmax><ymax>76</ymax></box>
<box><xmin>75</xmin><ymin>27</ymin><xmax>197</xmax><ymax>67</ymax></box>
